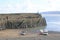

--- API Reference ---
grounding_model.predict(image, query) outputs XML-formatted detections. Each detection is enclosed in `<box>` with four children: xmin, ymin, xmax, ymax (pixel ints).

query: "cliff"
<box><xmin>0</xmin><ymin>13</ymin><xmax>47</xmax><ymax>29</ymax></box>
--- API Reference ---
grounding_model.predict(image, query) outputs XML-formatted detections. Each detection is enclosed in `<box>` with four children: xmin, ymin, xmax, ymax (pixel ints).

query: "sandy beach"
<box><xmin>0</xmin><ymin>29</ymin><xmax>60</xmax><ymax>40</ymax></box>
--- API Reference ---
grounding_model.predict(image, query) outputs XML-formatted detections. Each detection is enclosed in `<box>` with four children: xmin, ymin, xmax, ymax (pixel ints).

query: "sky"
<box><xmin>0</xmin><ymin>0</ymin><xmax>60</xmax><ymax>13</ymax></box>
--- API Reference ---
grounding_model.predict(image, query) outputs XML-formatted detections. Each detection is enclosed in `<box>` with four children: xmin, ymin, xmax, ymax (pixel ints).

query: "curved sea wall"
<box><xmin>0</xmin><ymin>13</ymin><xmax>47</xmax><ymax>29</ymax></box>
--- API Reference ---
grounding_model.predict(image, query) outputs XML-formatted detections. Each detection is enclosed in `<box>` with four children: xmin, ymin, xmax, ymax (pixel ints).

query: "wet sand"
<box><xmin>0</xmin><ymin>29</ymin><xmax>60</xmax><ymax>40</ymax></box>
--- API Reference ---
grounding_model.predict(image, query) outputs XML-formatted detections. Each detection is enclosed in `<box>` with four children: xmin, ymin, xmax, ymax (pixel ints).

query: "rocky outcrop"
<box><xmin>0</xmin><ymin>13</ymin><xmax>47</xmax><ymax>30</ymax></box>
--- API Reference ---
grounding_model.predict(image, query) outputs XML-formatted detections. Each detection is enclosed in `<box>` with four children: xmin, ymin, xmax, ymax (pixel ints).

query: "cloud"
<box><xmin>0</xmin><ymin>0</ymin><xmax>60</xmax><ymax>13</ymax></box>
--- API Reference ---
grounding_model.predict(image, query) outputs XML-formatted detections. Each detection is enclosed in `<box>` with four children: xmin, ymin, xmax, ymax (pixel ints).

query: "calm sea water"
<box><xmin>42</xmin><ymin>14</ymin><xmax>60</xmax><ymax>32</ymax></box>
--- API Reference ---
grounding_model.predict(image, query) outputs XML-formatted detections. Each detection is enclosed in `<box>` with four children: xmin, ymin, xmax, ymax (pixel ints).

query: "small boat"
<box><xmin>39</xmin><ymin>29</ymin><xmax>48</xmax><ymax>35</ymax></box>
<box><xmin>20</xmin><ymin>31</ymin><xmax>26</xmax><ymax>35</ymax></box>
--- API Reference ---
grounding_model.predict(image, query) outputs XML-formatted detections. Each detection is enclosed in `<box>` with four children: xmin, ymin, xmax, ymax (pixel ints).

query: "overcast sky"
<box><xmin>0</xmin><ymin>0</ymin><xmax>60</xmax><ymax>13</ymax></box>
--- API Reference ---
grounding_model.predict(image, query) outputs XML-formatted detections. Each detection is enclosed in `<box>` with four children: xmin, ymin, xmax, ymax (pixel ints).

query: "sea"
<box><xmin>41</xmin><ymin>13</ymin><xmax>60</xmax><ymax>32</ymax></box>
